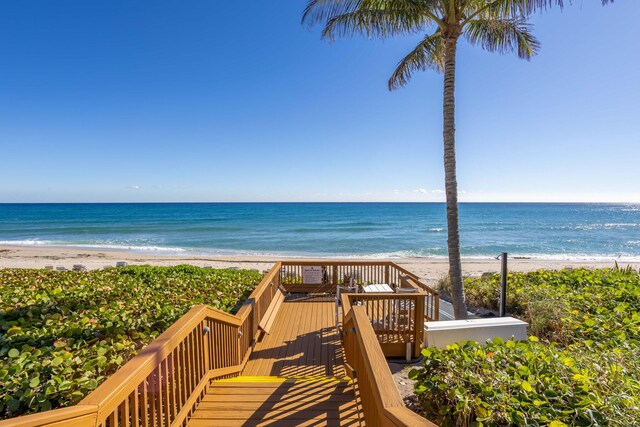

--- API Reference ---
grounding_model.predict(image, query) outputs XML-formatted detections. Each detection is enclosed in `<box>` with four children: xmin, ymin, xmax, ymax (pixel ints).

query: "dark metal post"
<box><xmin>499</xmin><ymin>252</ymin><xmax>508</xmax><ymax>317</ymax></box>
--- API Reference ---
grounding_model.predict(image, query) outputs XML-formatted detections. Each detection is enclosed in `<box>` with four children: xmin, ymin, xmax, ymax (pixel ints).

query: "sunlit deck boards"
<box><xmin>243</xmin><ymin>294</ymin><xmax>346</xmax><ymax>378</ymax></box>
<box><xmin>187</xmin><ymin>295</ymin><xmax>363</xmax><ymax>426</ymax></box>
<box><xmin>188</xmin><ymin>377</ymin><xmax>364</xmax><ymax>427</ymax></box>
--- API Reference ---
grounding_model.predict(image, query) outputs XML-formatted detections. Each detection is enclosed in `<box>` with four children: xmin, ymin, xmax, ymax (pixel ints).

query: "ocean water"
<box><xmin>0</xmin><ymin>203</ymin><xmax>639</xmax><ymax>261</ymax></box>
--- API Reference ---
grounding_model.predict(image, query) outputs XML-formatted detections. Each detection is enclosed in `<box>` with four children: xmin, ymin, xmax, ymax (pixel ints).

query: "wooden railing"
<box><xmin>279</xmin><ymin>260</ymin><xmax>439</xmax><ymax>322</ymax></box>
<box><xmin>81</xmin><ymin>305</ymin><xmax>241</xmax><ymax>427</ymax></box>
<box><xmin>343</xmin><ymin>291</ymin><xmax>426</xmax><ymax>359</ymax></box>
<box><xmin>391</xmin><ymin>264</ymin><xmax>440</xmax><ymax>322</ymax></box>
<box><xmin>1</xmin><ymin>263</ymin><xmax>283</xmax><ymax>427</ymax></box>
<box><xmin>235</xmin><ymin>263</ymin><xmax>282</xmax><ymax>363</ymax></box>
<box><xmin>342</xmin><ymin>306</ymin><xmax>436</xmax><ymax>427</ymax></box>
<box><xmin>280</xmin><ymin>260</ymin><xmax>390</xmax><ymax>293</ymax></box>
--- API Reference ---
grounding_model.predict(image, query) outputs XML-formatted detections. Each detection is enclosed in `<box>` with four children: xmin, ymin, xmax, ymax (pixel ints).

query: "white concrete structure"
<box><xmin>424</xmin><ymin>317</ymin><xmax>528</xmax><ymax>349</ymax></box>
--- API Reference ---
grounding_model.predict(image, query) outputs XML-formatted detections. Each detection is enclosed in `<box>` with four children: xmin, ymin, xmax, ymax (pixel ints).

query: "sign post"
<box><xmin>499</xmin><ymin>253</ymin><xmax>508</xmax><ymax>317</ymax></box>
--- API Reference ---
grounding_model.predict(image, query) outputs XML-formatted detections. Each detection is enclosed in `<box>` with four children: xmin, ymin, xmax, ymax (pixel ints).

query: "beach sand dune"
<box><xmin>0</xmin><ymin>245</ymin><xmax>631</xmax><ymax>284</ymax></box>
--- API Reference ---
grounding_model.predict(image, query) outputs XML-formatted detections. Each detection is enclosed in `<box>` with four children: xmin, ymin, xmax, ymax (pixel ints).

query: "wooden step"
<box><xmin>187</xmin><ymin>376</ymin><xmax>364</xmax><ymax>426</ymax></box>
<box><xmin>212</xmin><ymin>375</ymin><xmax>350</xmax><ymax>383</ymax></box>
<box><xmin>188</xmin><ymin>419</ymin><xmax>363</xmax><ymax>427</ymax></box>
<box><xmin>196</xmin><ymin>399</ymin><xmax>360</xmax><ymax>412</ymax></box>
<box><xmin>202</xmin><ymin>393</ymin><xmax>356</xmax><ymax>402</ymax></box>
<box><xmin>191</xmin><ymin>409</ymin><xmax>361</xmax><ymax>420</ymax></box>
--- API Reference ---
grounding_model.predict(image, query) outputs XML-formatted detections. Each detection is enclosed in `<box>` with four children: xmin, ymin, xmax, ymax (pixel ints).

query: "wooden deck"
<box><xmin>243</xmin><ymin>295</ymin><xmax>346</xmax><ymax>378</ymax></box>
<box><xmin>187</xmin><ymin>295</ymin><xmax>361</xmax><ymax>426</ymax></box>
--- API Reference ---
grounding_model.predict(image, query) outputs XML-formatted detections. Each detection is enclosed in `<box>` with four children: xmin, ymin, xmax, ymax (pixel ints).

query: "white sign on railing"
<box><xmin>302</xmin><ymin>266</ymin><xmax>323</xmax><ymax>285</ymax></box>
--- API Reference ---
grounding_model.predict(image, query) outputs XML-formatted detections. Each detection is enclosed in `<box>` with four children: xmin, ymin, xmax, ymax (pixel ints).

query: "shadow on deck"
<box><xmin>188</xmin><ymin>295</ymin><xmax>363</xmax><ymax>426</ymax></box>
<box><xmin>243</xmin><ymin>294</ymin><xmax>345</xmax><ymax>378</ymax></box>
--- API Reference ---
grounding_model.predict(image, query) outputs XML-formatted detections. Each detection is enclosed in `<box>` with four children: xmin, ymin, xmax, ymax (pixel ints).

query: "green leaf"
<box><xmin>8</xmin><ymin>348</ymin><xmax>20</xmax><ymax>358</ymax></box>
<box><xmin>7</xmin><ymin>399</ymin><xmax>20</xmax><ymax>412</ymax></box>
<box><xmin>521</xmin><ymin>381</ymin><xmax>533</xmax><ymax>392</ymax></box>
<box><xmin>407</xmin><ymin>368</ymin><xmax>420</xmax><ymax>380</ymax></box>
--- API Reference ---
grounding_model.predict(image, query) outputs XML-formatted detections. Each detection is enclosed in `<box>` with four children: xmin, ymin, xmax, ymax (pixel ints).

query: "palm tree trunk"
<box><xmin>442</xmin><ymin>35</ymin><xmax>467</xmax><ymax>320</ymax></box>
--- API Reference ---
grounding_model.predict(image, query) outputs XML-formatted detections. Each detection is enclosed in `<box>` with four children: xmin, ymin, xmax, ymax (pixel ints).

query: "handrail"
<box><xmin>343</xmin><ymin>307</ymin><xmax>436</xmax><ymax>427</ymax></box>
<box><xmin>79</xmin><ymin>304</ymin><xmax>241</xmax><ymax>424</ymax></box>
<box><xmin>0</xmin><ymin>263</ymin><xmax>282</xmax><ymax>427</ymax></box>
<box><xmin>389</xmin><ymin>263</ymin><xmax>421</xmax><ymax>280</ymax></box>
<box><xmin>279</xmin><ymin>260</ymin><xmax>397</xmax><ymax>266</ymax></box>
<box><xmin>403</xmin><ymin>275</ymin><xmax>440</xmax><ymax>322</ymax></box>
<box><xmin>235</xmin><ymin>261</ymin><xmax>281</xmax><ymax>322</ymax></box>
<box><xmin>235</xmin><ymin>262</ymin><xmax>282</xmax><ymax>364</ymax></box>
<box><xmin>0</xmin><ymin>405</ymin><xmax>99</xmax><ymax>427</ymax></box>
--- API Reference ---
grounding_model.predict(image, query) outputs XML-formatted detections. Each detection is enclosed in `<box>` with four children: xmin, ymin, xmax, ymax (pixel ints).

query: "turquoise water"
<box><xmin>0</xmin><ymin>203</ymin><xmax>639</xmax><ymax>260</ymax></box>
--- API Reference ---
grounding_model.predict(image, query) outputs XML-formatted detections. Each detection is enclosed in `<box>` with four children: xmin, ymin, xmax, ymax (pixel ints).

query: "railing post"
<box><xmin>237</xmin><ymin>326</ymin><xmax>243</xmax><ymax>366</ymax></box>
<box><xmin>414</xmin><ymin>295</ymin><xmax>425</xmax><ymax>359</ymax></box>
<box><xmin>203</xmin><ymin>321</ymin><xmax>211</xmax><ymax>373</ymax></box>
<box><xmin>274</xmin><ymin>268</ymin><xmax>281</xmax><ymax>293</ymax></box>
<box><xmin>384</xmin><ymin>265</ymin><xmax>390</xmax><ymax>286</ymax></box>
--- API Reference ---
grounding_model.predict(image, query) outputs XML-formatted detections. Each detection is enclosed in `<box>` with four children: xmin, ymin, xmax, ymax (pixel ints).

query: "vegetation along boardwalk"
<box><xmin>1</xmin><ymin>261</ymin><xmax>439</xmax><ymax>427</ymax></box>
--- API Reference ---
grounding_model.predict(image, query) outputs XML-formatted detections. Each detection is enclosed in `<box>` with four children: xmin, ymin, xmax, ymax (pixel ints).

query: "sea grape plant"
<box><xmin>0</xmin><ymin>265</ymin><xmax>262</xmax><ymax>419</ymax></box>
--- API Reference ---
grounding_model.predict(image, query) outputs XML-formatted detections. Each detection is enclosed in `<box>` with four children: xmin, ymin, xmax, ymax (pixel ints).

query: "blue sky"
<box><xmin>0</xmin><ymin>1</ymin><xmax>638</xmax><ymax>203</ymax></box>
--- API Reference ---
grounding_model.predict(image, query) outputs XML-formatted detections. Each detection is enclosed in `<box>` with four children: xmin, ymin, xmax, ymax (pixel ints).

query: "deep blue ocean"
<box><xmin>0</xmin><ymin>203</ymin><xmax>639</xmax><ymax>260</ymax></box>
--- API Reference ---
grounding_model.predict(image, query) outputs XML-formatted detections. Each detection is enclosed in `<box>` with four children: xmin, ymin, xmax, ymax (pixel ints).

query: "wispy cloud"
<box><xmin>126</xmin><ymin>185</ymin><xmax>141</xmax><ymax>190</ymax></box>
<box><xmin>414</xmin><ymin>188</ymin><xmax>445</xmax><ymax>195</ymax></box>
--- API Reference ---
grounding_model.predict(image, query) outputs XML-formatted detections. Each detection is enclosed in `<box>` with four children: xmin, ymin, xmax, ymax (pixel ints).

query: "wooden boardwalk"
<box><xmin>4</xmin><ymin>261</ymin><xmax>437</xmax><ymax>427</ymax></box>
<box><xmin>187</xmin><ymin>295</ymin><xmax>362</xmax><ymax>426</ymax></box>
<box><xmin>243</xmin><ymin>295</ymin><xmax>346</xmax><ymax>377</ymax></box>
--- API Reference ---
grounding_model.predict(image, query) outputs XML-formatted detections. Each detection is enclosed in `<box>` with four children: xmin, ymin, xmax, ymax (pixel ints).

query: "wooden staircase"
<box><xmin>187</xmin><ymin>376</ymin><xmax>365</xmax><ymax>426</ymax></box>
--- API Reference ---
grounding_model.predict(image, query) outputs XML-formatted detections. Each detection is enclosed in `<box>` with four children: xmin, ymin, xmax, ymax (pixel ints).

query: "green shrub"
<box><xmin>412</xmin><ymin>338</ymin><xmax>640</xmax><ymax>426</ymax></box>
<box><xmin>414</xmin><ymin>268</ymin><xmax>640</xmax><ymax>426</ymax></box>
<box><xmin>0</xmin><ymin>266</ymin><xmax>262</xmax><ymax>419</ymax></box>
<box><xmin>462</xmin><ymin>268</ymin><xmax>640</xmax><ymax>345</ymax></box>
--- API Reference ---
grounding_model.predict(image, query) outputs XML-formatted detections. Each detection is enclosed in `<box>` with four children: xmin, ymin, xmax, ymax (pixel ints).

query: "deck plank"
<box><xmin>243</xmin><ymin>295</ymin><xmax>345</xmax><ymax>377</ymax></box>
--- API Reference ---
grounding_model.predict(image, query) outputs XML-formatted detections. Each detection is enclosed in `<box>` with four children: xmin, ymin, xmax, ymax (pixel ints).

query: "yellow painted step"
<box><xmin>212</xmin><ymin>375</ymin><xmax>351</xmax><ymax>384</ymax></box>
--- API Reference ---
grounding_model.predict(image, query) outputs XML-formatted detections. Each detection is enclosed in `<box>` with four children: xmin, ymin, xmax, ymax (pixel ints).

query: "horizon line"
<box><xmin>1</xmin><ymin>201</ymin><xmax>639</xmax><ymax>205</ymax></box>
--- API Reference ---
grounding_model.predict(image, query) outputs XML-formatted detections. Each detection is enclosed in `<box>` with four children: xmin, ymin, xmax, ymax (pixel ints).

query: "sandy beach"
<box><xmin>0</xmin><ymin>244</ymin><xmax>633</xmax><ymax>284</ymax></box>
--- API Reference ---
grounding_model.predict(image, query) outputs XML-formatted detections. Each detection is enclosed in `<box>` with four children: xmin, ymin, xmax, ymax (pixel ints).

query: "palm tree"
<box><xmin>302</xmin><ymin>0</ymin><xmax>611</xmax><ymax>319</ymax></box>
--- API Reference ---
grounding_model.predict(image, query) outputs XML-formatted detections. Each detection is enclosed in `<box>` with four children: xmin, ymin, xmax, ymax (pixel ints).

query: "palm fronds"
<box><xmin>303</xmin><ymin>0</ymin><xmax>612</xmax><ymax>88</ymax></box>
<box><xmin>322</xmin><ymin>9</ymin><xmax>426</xmax><ymax>40</ymax></box>
<box><xmin>464</xmin><ymin>18</ymin><xmax>540</xmax><ymax>59</ymax></box>
<box><xmin>388</xmin><ymin>32</ymin><xmax>444</xmax><ymax>89</ymax></box>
